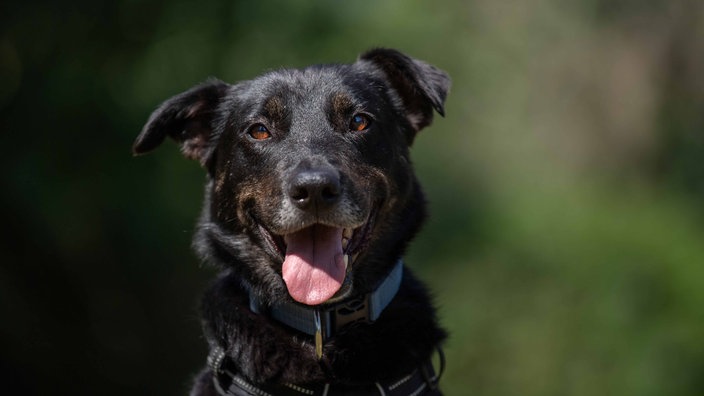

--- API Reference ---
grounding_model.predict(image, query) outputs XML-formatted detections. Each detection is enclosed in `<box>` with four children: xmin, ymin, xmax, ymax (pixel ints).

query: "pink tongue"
<box><xmin>282</xmin><ymin>225</ymin><xmax>346</xmax><ymax>305</ymax></box>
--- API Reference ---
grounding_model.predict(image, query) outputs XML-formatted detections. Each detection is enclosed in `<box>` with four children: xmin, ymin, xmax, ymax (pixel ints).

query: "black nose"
<box><xmin>288</xmin><ymin>168</ymin><xmax>341</xmax><ymax>211</ymax></box>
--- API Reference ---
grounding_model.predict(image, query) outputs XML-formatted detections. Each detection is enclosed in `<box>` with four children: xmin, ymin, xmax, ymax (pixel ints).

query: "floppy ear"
<box><xmin>359</xmin><ymin>48</ymin><xmax>450</xmax><ymax>134</ymax></box>
<box><xmin>133</xmin><ymin>79</ymin><xmax>230</xmax><ymax>167</ymax></box>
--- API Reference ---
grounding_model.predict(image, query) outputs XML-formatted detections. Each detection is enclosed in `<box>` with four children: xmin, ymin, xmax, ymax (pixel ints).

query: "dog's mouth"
<box><xmin>257</xmin><ymin>211</ymin><xmax>376</xmax><ymax>306</ymax></box>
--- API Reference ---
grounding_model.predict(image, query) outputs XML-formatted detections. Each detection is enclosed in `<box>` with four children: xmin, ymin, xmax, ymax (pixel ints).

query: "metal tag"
<box><xmin>314</xmin><ymin>310</ymin><xmax>324</xmax><ymax>360</ymax></box>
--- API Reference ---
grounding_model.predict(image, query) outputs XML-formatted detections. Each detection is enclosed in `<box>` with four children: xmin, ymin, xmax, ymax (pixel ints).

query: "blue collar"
<box><xmin>249</xmin><ymin>259</ymin><xmax>404</xmax><ymax>340</ymax></box>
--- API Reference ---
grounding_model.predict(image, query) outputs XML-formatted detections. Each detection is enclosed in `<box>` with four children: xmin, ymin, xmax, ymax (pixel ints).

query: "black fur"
<box><xmin>134</xmin><ymin>48</ymin><xmax>450</xmax><ymax>395</ymax></box>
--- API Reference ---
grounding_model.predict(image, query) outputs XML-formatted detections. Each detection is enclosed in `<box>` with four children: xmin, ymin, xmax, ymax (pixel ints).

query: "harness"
<box><xmin>207</xmin><ymin>260</ymin><xmax>445</xmax><ymax>396</ymax></box>
<box><xmin>208</xmin><ymin>345</ymin><xmax>444</xmax><ymax>396</ymax></box>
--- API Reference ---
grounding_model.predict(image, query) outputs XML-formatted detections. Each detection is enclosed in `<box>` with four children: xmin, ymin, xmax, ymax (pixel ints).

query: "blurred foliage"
<box><xmin>1</xmin><ymin>0</ymin><xmax>703</xmax><ymax>395</ymax></box>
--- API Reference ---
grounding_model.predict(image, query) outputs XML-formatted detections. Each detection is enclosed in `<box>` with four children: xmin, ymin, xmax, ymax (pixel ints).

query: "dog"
<box><xmin>133</xmin><ymin>48</ymin><xmax>450</xmax><ymax>396</ymax></box>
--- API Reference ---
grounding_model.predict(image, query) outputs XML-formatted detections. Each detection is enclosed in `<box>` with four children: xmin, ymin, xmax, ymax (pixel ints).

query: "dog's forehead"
<box><xmin>242</xmin><ymin>64</ymin><xmax>380</xmax><ymax>112</ymax></box>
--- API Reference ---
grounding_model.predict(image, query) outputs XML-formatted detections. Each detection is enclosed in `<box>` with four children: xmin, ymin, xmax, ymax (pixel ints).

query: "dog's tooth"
<box><xmin>343</xmin><ymin>254</ymin><xmax>349</xmax><ymax>268</ymax></box>
<box><xmin>342</xmin><ymin>238</ymin><xmax>348</xmax><ymax>250</ymax></box>
<box><xmin>343</xmin><ymin>228</ymin><xmax>353</xmax><ymax>239</ymax></box>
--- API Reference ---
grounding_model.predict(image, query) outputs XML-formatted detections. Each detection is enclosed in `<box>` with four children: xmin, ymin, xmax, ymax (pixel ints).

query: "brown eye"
<box><xmin>247</xmin><ymin>124</ymin><xmax>271</xmax><ymax>140</ymax></box>
<box><xmin>349</xmin><ymin>114</ymin><xmax>371</xmax><ymax>132</ymax></box>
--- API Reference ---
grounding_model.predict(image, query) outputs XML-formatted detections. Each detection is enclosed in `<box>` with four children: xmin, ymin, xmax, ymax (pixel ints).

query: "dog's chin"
<box><xmin>253</xmin><ymin>208</ymin><xmax>377</xmax><ymax>306</ymax></box>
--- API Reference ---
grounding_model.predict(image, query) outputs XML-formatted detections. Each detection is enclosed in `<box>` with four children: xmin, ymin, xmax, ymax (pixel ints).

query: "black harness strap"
<box><xmin>208</xmin><ymin>346</ymin><xmax>445</xmax><ymax>396</ymax></box>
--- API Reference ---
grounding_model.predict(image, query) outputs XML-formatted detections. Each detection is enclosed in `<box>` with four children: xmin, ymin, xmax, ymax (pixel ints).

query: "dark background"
<box><xmin>1</xmin><ymin>1</ymin><xmax>703</xmax><ymax>395</ymax></box>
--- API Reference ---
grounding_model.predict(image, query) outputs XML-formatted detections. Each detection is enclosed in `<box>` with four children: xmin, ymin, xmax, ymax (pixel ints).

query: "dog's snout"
<box><xmin>288</xmin><ymin>168</ymin><xmax>341</xmax><ymax>211</ymax></box>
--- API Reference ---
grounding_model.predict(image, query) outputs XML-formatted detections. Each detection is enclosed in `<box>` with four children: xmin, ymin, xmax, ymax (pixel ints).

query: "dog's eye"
<box><xmin>349</xmin><ymin>114</ymin><xmax>372</xmax><ymax>132</ymax></box>
<box><xmin>247</xmin><ymin>124</ymin><xmax>271</xmax><ymax>140</ymax></box>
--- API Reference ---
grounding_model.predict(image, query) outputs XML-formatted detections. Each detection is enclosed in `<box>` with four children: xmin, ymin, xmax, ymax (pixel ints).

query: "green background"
<box><xmin>2</xmin><ymin>1</ymin><xmax>703</xmax><ymax>395</ymax></box>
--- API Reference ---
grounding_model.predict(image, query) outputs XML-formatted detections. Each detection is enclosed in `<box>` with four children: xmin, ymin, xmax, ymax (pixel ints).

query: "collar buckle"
<box><xmin>330</xmin><ymin>293</ymin><xmax>370</xmax><ymax>331</ymax></box>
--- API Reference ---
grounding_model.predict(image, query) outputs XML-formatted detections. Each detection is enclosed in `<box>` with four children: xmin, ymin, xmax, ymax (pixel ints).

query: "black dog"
<box><xmin>134</xmin><ymin>48</ymin><xmax>450</xmax><ymax>396</ymax></box>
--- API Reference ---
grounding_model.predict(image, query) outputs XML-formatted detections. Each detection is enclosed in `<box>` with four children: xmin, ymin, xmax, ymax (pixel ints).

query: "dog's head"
<box><xmin>134</xmin><ymin>49</ymin><xmax>449</xmax><ymax>307</ymax></box>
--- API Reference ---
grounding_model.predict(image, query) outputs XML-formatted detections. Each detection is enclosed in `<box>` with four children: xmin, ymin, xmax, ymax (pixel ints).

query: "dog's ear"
<box><xmin>133</xmin><ymin>79</ymin><xmax>230</xmax><ymax>167</ymax></box>
<box><xmin>359</xmin><ymin>48</ymin><xmax>450</xmax><ymax>134</ymax></box>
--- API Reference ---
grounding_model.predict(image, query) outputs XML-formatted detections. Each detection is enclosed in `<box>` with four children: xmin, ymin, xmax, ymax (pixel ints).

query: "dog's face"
<box><xmin>134</xmin><ymin>49</ymin><xmax>449</xmax><ymax>307</ymax></box>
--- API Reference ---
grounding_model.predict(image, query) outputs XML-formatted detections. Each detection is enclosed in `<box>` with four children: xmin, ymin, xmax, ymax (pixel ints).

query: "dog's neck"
<box><xmin>248</xmin><ymin>259</ymin><xmax>404</xmax><ymax>343</ymax></box>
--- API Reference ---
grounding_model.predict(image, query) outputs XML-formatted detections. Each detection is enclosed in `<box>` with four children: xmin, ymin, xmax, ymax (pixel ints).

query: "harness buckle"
<box><xmin>420</xmin><ymin>347</ymin><xmax>445</xmax><ymax>391</ymax></box>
